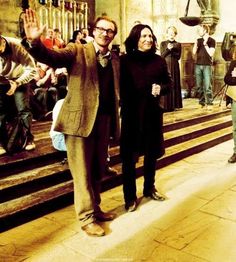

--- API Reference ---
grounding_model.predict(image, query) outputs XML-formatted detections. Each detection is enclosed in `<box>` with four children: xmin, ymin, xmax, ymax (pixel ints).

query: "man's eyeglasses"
<box><xmin>95</xmin><ymin>27</ymin><xmax>115</xmax><ymax>36</ymax></box>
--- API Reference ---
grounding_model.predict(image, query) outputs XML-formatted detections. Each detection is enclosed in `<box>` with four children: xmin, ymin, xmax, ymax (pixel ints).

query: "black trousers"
<box><xmin>122</xmin><ymin>151</ymin><xmax>157</xmax><ymax>203</ymax></box>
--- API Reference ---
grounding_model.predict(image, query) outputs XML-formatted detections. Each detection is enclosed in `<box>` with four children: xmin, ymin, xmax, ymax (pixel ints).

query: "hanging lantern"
<box><xmin>179</xmin><ymin>0</ymin><xmax>202</xmax><ymax>26</ymax></box>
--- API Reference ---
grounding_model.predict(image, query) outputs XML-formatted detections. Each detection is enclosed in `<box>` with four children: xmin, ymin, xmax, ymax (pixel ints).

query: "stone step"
<box><xmin>0</xmin><ymin>108</ymin><xmax>230</xmax><ymax>174</ymax></box>
<box><xmin>0</xmin><ymin>162</ymin><xmax>69</xmax><ymax>191</ymax></box>
<box><xmin>102</xmin><ymin>125</ymin><xmax>233</xmax><ymax>190</ymax></box>
<box><xmin>108</xmin><ymin>114</ymin><xmax>232</xmax><ymax>165</ymax></box>
<box><xmin>163</xmin><ymin>108</ymin><xmax>231</xmax><ymax>132</ymax></box>
<box><xmin>0</xmin><ymin>119</ymin><xmax>232</xmax><ymax>220</ymax></box>
<box><xmin>0</xmin><ymin>181</ymin><xmax>73</xmax><ymax>218</ymax></box>
<box><xmin>164</xmin><ymin>114</ymin><xmax>232</xmax><ymax>146</ymax></box>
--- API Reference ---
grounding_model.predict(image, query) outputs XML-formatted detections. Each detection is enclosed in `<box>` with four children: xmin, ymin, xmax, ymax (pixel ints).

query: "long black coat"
<box><xmin>160</xmin><ymin>40</ymin><xmax>182</xmax><ymax>111</ymax></box>
<box><xmin>120</xmin><ymin>50</ymin><xmax>172</xmax><ymax>161</ymax></box>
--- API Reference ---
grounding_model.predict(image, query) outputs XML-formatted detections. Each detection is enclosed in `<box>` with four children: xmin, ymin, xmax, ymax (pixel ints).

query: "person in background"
<box><xmin>54</xmin><ymin>67</ymin><xmax>68</xmax><ymax>100</ymax></box>
<box><xmin>49</xmin><ymin>98</ymin><xmax>117</xmax><ymax>176</ymax></box>
<box><xmin>133</xmin><ymin>20</ymin><xmax>142</xmax><ymax>26</ymax></box>
<box><xmin>34</xmin><ymin>62</ymin><xmax>58</xmax><ymax>112</ymax></box>
<box><xmin>224</xmin><ymin>44</ymin><xmax>236</xmax><ymax>163</ymax></box>
<box><xmin>23</xmin><ymin>9</ymin><xmax>120</xmax><ymax>237</ymax></box>
<box><xmin>53</xmin><ymin>28</ymin><xmax>65</xmax><ymax>49</ymax></box>
<box><xmin>50</xmin><ymin>98</ymin><xmax>66</xmax><ymax>151</ymax></box>
<box><xmin>120</xmin><ymin>24</ymin><xmax>172</xmax><ymax>212</ymax></box>
<box><xmin>69</xmin><ymin>30</ymin><xmax>86</xmax><ymax>44</ymax></box>
<box><xmin>192</xmin><ymin>24</ymin><xmax>216</xmax><ymax>110</ymax></box>
<box><xmin>81</xmin><ymin>28</ymin><xmax>94</xmax><ymax>43</ymax></box>
<box><xmin>0</xmin><ymin>35</ymin><xmax>37</xmax><ymax>155</ymax></box>
<box><xmin>41</xmin><ymin>28</ymin><xmax>54</xmax><ymax>49</ymax></box>
<box><xmin>160</xmin><ymin>26</ymin><xmax>182</xmax><ymax>111</ymax></box>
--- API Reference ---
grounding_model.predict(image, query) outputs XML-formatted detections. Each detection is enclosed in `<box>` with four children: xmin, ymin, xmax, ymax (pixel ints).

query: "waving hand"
<box><xmin>23</xmin><ymin>9</ymin><xmax>46</xmax><ymax>41</ymax></box>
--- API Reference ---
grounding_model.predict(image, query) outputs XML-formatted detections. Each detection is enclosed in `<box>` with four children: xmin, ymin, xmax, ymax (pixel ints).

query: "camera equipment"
<box><xmin>214</xmin><ymin>33</ymin><xmax>236</xmax><ymax>106</ymax></box>
<box><xmin>221</xmin><ymin>32</ymin><xmax>236</xmax><ymax>61</ymax></box>
<box><xmin>0</xmin><ymin>75</ymin><xmax>11</xmax><ymax>94</ymax></box>
<box><xmin>212</xmin><ymin>33</ymin><xmax>236</xmax><ymax>106</ymax></box>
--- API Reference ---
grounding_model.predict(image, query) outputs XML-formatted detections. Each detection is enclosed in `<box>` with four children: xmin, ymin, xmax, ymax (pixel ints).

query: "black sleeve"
<box><xmin>160</xmin><ymin>58</ymin><xmax>173</xmax><ymax>95</ymax></box>
<box><xmin>224</xmin><ymin>60</ymin><xmax>236</xmax><ymax>86</ymax></box>
<box><xmin>160</xmin><ymin>41</ymin><xmax>171</xmax><ymax>58</ymax></box>
<box><xmin>171</xmin><ymin>42</ymin><xmax>182</xmax><ymax>60</ymax></box>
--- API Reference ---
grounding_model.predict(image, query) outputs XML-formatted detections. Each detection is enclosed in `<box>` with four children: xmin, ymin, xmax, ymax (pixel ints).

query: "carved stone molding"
<box><xmin>197</xmin><ymin>0</ymin><xmax>220</xmax><ymax>34</ymax></box>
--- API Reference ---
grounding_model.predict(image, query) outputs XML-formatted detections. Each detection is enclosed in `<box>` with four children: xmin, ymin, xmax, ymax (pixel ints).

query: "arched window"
<box><xmin>152</xmin><ymin>0</ymin><xmax>178</xmax><ymax>43</ymax></box>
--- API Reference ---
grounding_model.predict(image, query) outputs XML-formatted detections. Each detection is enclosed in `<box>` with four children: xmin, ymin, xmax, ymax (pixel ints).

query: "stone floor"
<box><xmin>1</xmin><ymin>136</ymin><xmax>236</xmax><ymax>261</ymax></box>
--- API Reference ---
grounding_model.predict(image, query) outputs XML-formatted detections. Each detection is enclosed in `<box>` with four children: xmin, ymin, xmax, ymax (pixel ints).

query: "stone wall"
<box><xmin>0</xmin><ymin>0</ymin><xmax>23</xmax><ymax>37</ymax></box>
<box><xmin>95</xmin><ymin>0</ymin><xmax>236</xmax><ymax>45</ymax></box>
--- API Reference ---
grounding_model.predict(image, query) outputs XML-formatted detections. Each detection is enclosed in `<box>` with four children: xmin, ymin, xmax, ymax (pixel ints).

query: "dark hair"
<box><xmin>92</xmin><ymin>16</ymin><xmax>118</xmax><ymax>36</ymax></box>
<box><xmin>124</xmin><ymin>24</ymin><xmax>157</xmax><ymax>54</ymax></box>
<box><xmin>0</xmin><ymin>36</ymin><xmax>10</xmax><ymax>55</ymax></box>
<box><xmin>72</xmin><ymin>29</ymin><xmax>82</xmax><ymax>42</ymax></box>
<box><xmin>53</xmin><ymin>28</ymin><xmax>60</xmax><ymax>33</ymax></box>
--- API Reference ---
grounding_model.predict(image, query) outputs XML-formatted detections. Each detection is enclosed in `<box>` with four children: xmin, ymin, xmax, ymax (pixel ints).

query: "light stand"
<box><xmin>212</xmin><ymin>83</ymin><xmax>228</xmax><ymax>107</ymax></box>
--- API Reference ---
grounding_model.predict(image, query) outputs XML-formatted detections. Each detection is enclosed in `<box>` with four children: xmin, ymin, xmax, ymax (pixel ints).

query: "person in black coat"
<box><xmin>68</xmin><ymin>29</ymin><xmax>87</xmax><ymax>44</ymax></box>
<box><xmin>160</xmin><ymin>26</ymin><xmax>182</xmax><ymax>111</ymax></box>
<box><xmin>120</xmin><ymin>24</ymin><xmax>173</xmax><ymax>212</ymax></box>
<box><xmin>224</xmin><ymin>44</ymin><xmax>236</xmax><ymax>163</ymax></box>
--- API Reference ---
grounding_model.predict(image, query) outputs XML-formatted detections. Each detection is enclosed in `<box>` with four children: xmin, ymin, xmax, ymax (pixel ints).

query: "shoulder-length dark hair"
<box><xmin>124</xmin><ymin>24</ymin><xmax>157</xmax><ymax>54</ymax></box>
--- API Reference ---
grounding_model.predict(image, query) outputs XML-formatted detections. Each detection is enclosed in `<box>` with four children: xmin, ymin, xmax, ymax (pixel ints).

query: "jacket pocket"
<box><xmin>57</xmin><ymin>105</ymin><xmax>83</xmax><ymax>134</ymax></box>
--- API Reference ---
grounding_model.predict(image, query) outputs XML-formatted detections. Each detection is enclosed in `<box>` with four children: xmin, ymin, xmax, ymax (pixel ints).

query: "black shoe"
<box><xmin>144</xmin><ymin>189</ymin><xmax>166</xmax><ymax>201</ymax></box>
<box><xmin>125</xmin><ymin>200</ymin><xmax>138</xmax><ymax>212</ymax></box>
<box><xmin>106</xmin><ymin>166</ymin><xmax>117</xmax><ymax>176</ymax></box>
<box><xmin>228</xmin><ymin>153</ymin><xmax>236</xmax><ymax>163</ymax></box>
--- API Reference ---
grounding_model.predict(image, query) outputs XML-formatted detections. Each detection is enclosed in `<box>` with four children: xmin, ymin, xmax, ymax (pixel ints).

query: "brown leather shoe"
<box><xmin>95</xmin><ymin>211</ymin><xmax>116</xmax><ymax>222</ymax></box>
<box><xmin>81</xmin><ymin>222</ymin><xmax>105</xmax><ymax>237</ymax></box>
<box><xmin>228</xmin><ymin>153</ymin><xmax>236</xmax><ymax>163</ymax></box>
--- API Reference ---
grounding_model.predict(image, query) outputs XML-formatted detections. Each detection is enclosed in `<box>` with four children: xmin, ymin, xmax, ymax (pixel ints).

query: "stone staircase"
<box><xmin>0</xmin><ymin>99</ymin><xmax>233</xmax><ymax>231</ymax></box>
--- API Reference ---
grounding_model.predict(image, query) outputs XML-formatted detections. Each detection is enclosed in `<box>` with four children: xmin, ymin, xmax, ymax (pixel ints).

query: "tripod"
<box><xmin>212</xmin><ymin>83</ymin><xmax>228</xmax><ymax>107</ymax></box>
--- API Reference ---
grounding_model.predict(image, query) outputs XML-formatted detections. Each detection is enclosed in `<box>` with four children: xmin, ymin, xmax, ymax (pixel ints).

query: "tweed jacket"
<box><xmin>24</xmin><ymin>40</ymin><xmax>120</xmax><ymax>139</ymax></box>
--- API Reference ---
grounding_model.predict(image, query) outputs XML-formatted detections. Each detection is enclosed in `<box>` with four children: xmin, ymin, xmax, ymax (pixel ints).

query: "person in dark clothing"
<box><xmin>160</xmin><ymin>26</ymin><xmax>182</xmax><ymax>111</ymax></box>
<box><xmin>68</xmin><ymin>29</ymin><xmax>86</xmax><ymax>44</ymax></box>
<box><xmin>224</xmin><ymin>44</ymin><xmax>236</xmax><ymax>163</ymax></box>
<box><xmin>120</xmin><ymin>24</ymin><xmax>172</xmax><ymax>212</ymax></box>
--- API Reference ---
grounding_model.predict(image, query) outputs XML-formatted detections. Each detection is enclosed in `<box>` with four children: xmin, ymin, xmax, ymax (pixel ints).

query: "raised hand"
<box><xmin>23</xmin><ymin>8</ymin><xmax>46</xmax><ymax>41</ymax></box>
<box><xmin>152</xmin><ymin>83</ymin><xmax>161</xmax><ymax>97</ymax></box>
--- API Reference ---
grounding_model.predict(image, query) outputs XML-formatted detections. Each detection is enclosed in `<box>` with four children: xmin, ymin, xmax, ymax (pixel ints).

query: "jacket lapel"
<box><xmin>84</xmin><ymin>42</ymin><xmax>98</xmax><ymax>87</ymax></box>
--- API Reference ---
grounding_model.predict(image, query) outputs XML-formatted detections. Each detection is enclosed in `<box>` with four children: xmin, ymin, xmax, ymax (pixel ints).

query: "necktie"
<box><xmin>97</xmin><ymin>53</ymin><xmax>110</xmax><ymax>67</ymax></box>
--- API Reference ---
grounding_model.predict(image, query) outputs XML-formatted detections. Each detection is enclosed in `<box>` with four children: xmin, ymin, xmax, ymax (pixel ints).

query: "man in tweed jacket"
<box><xmin>23</xmin><ymin>9</ymin><xmax>120</xmax><ymax>237</ymax></box>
